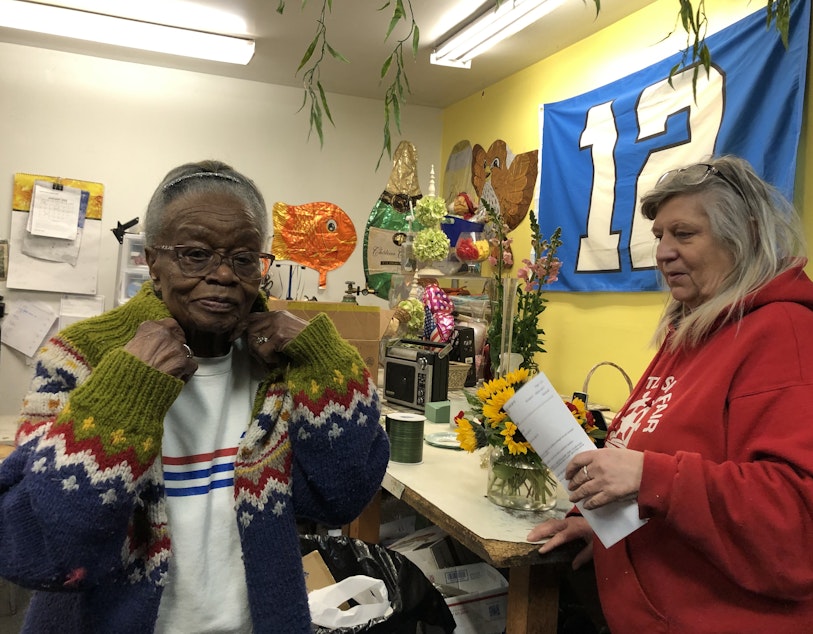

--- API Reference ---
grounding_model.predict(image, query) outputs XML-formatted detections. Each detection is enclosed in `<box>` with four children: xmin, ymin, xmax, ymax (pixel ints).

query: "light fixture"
<box><xmin>0</xmin><ymin>0</ymin><xmax>255</xmax><ymax>65</ymax></box>
<box><xmin>431</xmin><ymin>0</ymin><xmax>566</xmax><ymax>69</ymax></box>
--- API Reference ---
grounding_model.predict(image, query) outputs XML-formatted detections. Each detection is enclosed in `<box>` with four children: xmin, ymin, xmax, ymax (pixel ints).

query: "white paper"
<box><xmin>28</xmin><ymin>182</ymin><xmax>82</xmax><ymax>240</ymax></box>
<box><xmin>504</xmin><ymin>371</ymin><xmax>647</xmax><ymax>548</ymax></box>
<box><xmin>59</xmin><ymin>294</ymin><xmax>105</xmax><ymax>330</ymax></box>
<box><xmin>7</xmin><ymin>211</ymin><xmax>101</xmax><ymax>295</ymax></box>
<box><xmin>22</xmin><ymin>189</ymin><xmax>89</xmax><ymax>266</ymax></box>
<box><xmin>0</xmin><ymin>301</ymin><xmax>58</xmax><ymax>357</ymax></box>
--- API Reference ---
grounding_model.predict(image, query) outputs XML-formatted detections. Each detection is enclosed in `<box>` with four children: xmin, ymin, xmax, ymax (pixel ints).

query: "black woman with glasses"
<box><xmin>1</xmin><ymin>160</ymin><xmax>389</xmax><ymax>633</ymax></box>
<box><xmin>529</xmin><ymin>155</ymin><xmax>813</xmax><ymax>632</ymax></box>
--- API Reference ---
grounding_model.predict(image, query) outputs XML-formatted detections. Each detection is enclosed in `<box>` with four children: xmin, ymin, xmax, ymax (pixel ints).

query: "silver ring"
<box><xmin>255</xmin><ymin>335</ymin><xmax>269</xmax><ymax>345</ymax></box>
<box><xmin>582</xmin><ymin>465</ymin><xmax>590</xmax><ymax>480</ymax></box>
<box><xmin>182</xmin><ymin>344</ymin><xmax>194</xmax><ymax>359</ymax></box>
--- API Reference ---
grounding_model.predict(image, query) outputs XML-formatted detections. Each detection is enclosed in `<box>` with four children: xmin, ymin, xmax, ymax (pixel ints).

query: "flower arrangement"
<box><xmin>512</xmin><ymin>214</ymin><xmax>562</xmax><ymax>372</ymax></box>
<box><xmin>483</xmin><ymin>200</ymin><xmax>563</xmax><ymax>374</ymax></box>
<box><xmin>413</xmin><ymin>227</ymin><xmax>451</xmax><ymax>262</ymax></box>
<box><xmin>454</xmin><ymin>369</ymin><xmax>605</xmax><ymax>509</ymax></box>
<box><xmin>455</xmin><ymin>368</ymin><xmax>557</xmax><ymax>509</ymax></box>
<box><xmin>413</xmin><ymin>195</ymin><xmax>448</xmax><ymax>225</ymax></box>
<box><xmin>412</xmin><ymin>195</ymin><xmax>451</xmax><ymax>262</ymax></box>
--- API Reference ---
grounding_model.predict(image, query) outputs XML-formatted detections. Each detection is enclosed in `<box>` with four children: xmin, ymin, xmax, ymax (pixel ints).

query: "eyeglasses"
<box><xmin>153</xmin><ymin>245</ymin><xmax>274</xmax><ymax>282</ymax></box>
<box><xmin>657</xmin><ymin>163</ymin><xmax>746</xmax><ymax>200</ymax></box>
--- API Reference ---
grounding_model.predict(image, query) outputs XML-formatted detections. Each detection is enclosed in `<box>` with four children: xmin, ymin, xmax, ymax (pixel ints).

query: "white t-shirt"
<box><xmin>154</xmin><ymin>342</ymin><xmax>255</xmax><ymax>633</ymax></box>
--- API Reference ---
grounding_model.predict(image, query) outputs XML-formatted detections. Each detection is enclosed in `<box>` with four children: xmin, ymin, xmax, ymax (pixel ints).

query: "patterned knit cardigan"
<box><xmin>0</xmin><ymin>285</ymin><xmax>389</xmax><ymax>633</ymax></box>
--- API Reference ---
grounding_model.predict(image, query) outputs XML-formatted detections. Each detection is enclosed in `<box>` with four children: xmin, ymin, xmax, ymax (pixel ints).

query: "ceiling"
<box><xmin>0</xmin><ymin>0</ymin><xmax>657</xmax><ymax>108</ymax></box>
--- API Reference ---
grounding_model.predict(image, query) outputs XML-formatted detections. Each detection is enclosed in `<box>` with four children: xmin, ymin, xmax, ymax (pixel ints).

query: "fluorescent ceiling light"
<box><xmin>0</xmin><ymin>0</ymin><xmax>255</xmax><ymax>65</ymax></box>
<box><xmin>431</xmin><ymin>0</ymin><xmax>566</xmax><ymax>69</ymax></box>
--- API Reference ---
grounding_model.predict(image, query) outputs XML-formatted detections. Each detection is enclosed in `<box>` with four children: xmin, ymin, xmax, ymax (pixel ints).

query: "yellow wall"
<box><xmin>441</xmin><ymin>0</ymin><xmax>812</xmax><ymax>410</ymax></box>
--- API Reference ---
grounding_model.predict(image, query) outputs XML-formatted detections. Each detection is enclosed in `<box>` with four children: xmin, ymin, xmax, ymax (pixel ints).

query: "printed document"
<box><xmin>504</xmin><ymin>371</ymin><xmax>647</xmax><ymax>548</ymax></box>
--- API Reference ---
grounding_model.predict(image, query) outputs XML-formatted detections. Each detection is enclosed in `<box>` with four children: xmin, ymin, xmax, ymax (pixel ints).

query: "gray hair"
<box><xmin>143</xmin><ymin>160</ymin><xmax>268</xmax><ymax>246</ymax></box>
<box><xmin>640</xmin><ymin>155</ymin><xmax>806</xmax><ymax>349</ymax></box>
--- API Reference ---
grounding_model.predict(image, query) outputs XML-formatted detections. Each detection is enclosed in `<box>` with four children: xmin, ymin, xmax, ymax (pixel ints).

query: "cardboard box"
<box><xmin>302</xmin><ymin>550</ymin><xmax>338</xmax><ymax>594</ymax></box>
<box><xmin>267</xmin><ymin>300</ymin><xmax>395</xmax><ymax>380</ymax></box>
<box><xmin>388</xmin><ymin>525</ymin><xmax>459</xmax><ymax>575</ymax></box>
<box><xmin>302</xmin><ymin>551</ymin><xmax>350</xmax><ymax>610</ymax></box>
<box><xmin>425</xmin><ymin>563</ymin><xmax>509</xmax><ymax>634</ymax></box>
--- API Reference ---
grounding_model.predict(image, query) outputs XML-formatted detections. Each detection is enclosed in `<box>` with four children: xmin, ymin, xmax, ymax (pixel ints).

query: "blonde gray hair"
<box><xmin>641</xmin><ymin>155</ymin><xmax>805</xmax><ymax>349</ymax></box>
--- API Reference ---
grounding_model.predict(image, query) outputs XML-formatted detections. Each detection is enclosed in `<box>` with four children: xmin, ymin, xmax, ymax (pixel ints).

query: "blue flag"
<box><xmin>539</xmin><ymin>0</ymin><xmax>810</xmax><ymax>292</ymax></box>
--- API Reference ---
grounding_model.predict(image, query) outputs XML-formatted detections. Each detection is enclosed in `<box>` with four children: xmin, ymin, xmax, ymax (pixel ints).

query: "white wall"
<box><xmin>0</xmin><ymin>41</ymin><xmax>442</xmax><ymax>418</ymax></box>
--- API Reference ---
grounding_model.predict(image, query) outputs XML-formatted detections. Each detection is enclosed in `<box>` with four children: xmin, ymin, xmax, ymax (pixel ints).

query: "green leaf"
<box><xmin>311</xmin><ymin>102</ymin><xmax>324</xmax><ymax>145</ymax></box>
<box><xmin>380</xmin><ymin>55</ymin><xmax>393</xmax><ymax>79</ymax></box>
<box><xmin>391</xmin><ymin>93</ymin><xmax>401</xmax><ymax>130</ymax></box>
<box><xmin>276</xmin><ymin>1</ymin><xmax>286</xmax><ymax>14</ymax></box>
<box><xmin>385</xmin><ymin>13</ymin><xmax>402</xmax><ymax>40</ymax></box>
<box><xmin>412</xmin><ymin>24</ymin><xmax>420</xmax><ymax>55</ymax></box>
<box><xmin>297</xmin><ymin>36</ymin><xmax>319</xmax><ymax>72</ymax></box>
<box><xmin>325</xmin><ymin>41</ymin><xmax>349</xmax><ymax>63</ymax></box>
<box><xmin>317</xmin><ymin>81</ymin><xmax>334</xmax><ymax>125</ymax></box>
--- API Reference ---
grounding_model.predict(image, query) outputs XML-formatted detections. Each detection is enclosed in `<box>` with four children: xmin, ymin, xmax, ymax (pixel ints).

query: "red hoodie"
<box><xmin>597</xmin><ymin>265</ymin><xmax>813</xmax><ymax>633</ymax></box>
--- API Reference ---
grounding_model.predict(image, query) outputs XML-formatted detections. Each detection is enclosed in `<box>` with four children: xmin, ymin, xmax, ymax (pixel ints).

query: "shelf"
<box><xmin>116</xmin><ymin>233</ymin><xmax>148</xmax><ymax>306</ymax></box>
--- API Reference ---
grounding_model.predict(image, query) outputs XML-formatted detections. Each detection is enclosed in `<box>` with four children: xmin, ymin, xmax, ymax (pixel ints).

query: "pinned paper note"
<box><xmin>7</xmin><ymin>173</ymin><xmax>104</xmax><ymax>295</ymax></box>
<box><xmin>0</xmin><ymin>301</ymin><xmax>58</xmax><ymax>357</ymax></box>
<box><xmin>504</xmin><ymin>370</ymin><xmax>647</xmax><ymax>548</ymax></box>
<box><xmin>27</xmin><ymin>181</ymin><xmax>82</xmax><ymax>240</ymax></box>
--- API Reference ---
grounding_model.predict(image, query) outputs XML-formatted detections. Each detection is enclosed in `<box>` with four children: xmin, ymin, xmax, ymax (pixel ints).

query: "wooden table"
<box><xmin>348</xmin><ymin>412</ymin><xmax>583</xmax><ymax>634</ymax></box>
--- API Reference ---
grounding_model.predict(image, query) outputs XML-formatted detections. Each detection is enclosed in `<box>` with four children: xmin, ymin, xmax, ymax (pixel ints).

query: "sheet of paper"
<box><xmin>59</xmin><ymin>294</ymin><xmax>105</xmax><ymax>330</ymax></box>
<box><xmin>22</xmin><ymin>189</ymin><xmax>89</xmax><ymax>266</ymax></box>
<box><xmin>7</xmin><ymin>211</ymin><xmax>101</xmax><ymax>295</ymax></box>
<box><xmin>28</xmin><ymin>181</ymin><xmax>82</xmax><ymax>240</ymax></box>
<box><xmin>504</xmin><ymin>370</ymin><xmax>647</xmax><ymax>548</ymax></box>
<box><xmin>0</xmin><ymin>301</ymin><xmax>58</xmax><ymax>357</ymax></box>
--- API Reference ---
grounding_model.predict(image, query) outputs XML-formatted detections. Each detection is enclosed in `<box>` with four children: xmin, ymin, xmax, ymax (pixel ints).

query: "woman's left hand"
<box><xmin>244</xmin><ymin>311</ymin><xmax>309</xmax><ymax>367</ymax></box>
<box><xmin>566</xmin><ymin>448</ymin><xmax>644</xmax><ymax>510</ymax></box>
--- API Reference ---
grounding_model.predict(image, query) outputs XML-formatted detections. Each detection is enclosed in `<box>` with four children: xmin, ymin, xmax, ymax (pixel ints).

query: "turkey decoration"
<box><xmin>471</xmin><ymin>140</ymin><xmax>538</xmax><ymax>232</ymax></box>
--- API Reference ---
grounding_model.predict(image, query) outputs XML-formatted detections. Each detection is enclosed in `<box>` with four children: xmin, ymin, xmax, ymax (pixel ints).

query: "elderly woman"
<box><xmin>0</xmin><ymin>160</ymin><xmax>389</xmax><ymax>633</ymax></box>
<box><xmin>529</xmin><ymin>156</ymin><xmax>813</xmax><ymax>632</ymax></box>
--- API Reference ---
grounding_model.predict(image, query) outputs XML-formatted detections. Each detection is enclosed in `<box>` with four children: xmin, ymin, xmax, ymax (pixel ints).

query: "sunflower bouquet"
<box><xmin>454</xmin><ymin>369</ymin><xmax>606</xmax><ymax>510</ymax></box>
<box><xmin>454</xmin><ymin>368</ymin><xmax>558</xmax><ymax>509</ymax></box>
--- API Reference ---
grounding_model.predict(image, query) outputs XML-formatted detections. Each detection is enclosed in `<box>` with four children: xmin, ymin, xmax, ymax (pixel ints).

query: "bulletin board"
<box><xmin>6</xmin><ymin>173</ymin><xmax>105</xmax><ymax>295</ymax></box>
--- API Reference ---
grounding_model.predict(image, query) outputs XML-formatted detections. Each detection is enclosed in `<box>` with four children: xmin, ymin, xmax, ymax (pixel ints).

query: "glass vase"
<box><xmin>485</xmin><ymin>447</ymin><xmax>558</xmax><ymax>512</ymax></box>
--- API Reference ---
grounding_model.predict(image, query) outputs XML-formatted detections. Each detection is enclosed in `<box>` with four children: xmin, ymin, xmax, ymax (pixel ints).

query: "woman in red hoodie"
<box><xmin>529</xmin><ymin>155</ymin><xmax>813</xmax><ymax>633</ymax></box>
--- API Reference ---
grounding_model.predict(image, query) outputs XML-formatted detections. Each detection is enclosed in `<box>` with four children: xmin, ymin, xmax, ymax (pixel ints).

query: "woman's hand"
<box><xmin>566</xmin><ymin>448</ymin><xmax>644</xmax><ymax>510</ymax></box>
<box><xmin>123</xmin><ymin>318</ymin><xmax>198</xmax><ymax>381</ymax></box>
<box><xmin>244</xmin><ymin>311</ymin><xmax>309</xmax><ymax>367</ymax></box>
<box><xmin>528</xmin><ymin>516</ymin><xmax>595</xmax><ymax>569</ymax></box>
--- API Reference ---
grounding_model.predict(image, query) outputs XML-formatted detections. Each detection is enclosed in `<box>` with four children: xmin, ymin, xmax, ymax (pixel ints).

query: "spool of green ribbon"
<box><xmin>385</xmin><ymin>412</ymin><xmax>425</xmax><ymax>464</ymax></box>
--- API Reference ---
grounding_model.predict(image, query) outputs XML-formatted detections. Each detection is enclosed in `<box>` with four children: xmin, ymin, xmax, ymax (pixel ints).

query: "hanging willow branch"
<box><xmin>279</xmin><ymin>0</ymin><xmax>790</xmax><ymax>162</ymax></box>
<box><xmin>277</xmin><ymin>0</ymin><xmax>418</xmax><ymax>168</ymax></box>
<box><xmin>377</xmin><ymin>0</ymin><xmax>420</xmax><ymax>169</ymax></box>
<box><xmin>664</xmin><ymin>0</ymin><xmax>790</xmax><ymax>90</ymax></box>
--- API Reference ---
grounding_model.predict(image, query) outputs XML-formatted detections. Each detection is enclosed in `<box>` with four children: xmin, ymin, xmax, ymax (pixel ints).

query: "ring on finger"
<box><xmin>255</xmin><ymin>335</ymin><xmax>269</xmax><ymax>345</ymax></box>
<box><xmin>582</xmin><ymin>465</ymin><xmax>590</xmax><ymax>480</ymax></box>
<box><xmin>182</xmin><ymin>344</ymin><xmax>194</xmax><ymax>359</ymax></box>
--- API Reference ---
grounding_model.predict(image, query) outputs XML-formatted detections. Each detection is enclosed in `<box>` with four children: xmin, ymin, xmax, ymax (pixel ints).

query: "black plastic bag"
<box><xmin>301</xmin><ymin>534</ymin><xmax>456</xmax><ymax>634</ymax></box>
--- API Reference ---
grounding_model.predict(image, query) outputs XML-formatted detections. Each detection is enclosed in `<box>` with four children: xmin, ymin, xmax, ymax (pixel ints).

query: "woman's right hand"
<box><xmin>123</xmin><ymin>318</ymin><xmax>197</xmax><ymax>381</ymax></box>
<box><xmin>527</xmin><ymin>516</ymin><xmax>595</xmax><ymax>570</ymax></box>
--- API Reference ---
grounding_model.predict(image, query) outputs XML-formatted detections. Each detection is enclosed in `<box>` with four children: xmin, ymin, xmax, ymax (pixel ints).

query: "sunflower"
<box><xmin>454</xmin><ymin>416</ymin><xmax>480</xmax><ymax>453</ymax></box>
<box><xmin>500</xmin><ymin>420</ymin><xmax>531</xmax><ymax>455</ymax></box>
<box><xmin>482</xmin><ymin>387</ymin><xmax>513</xmax><ymax>425</ymax></box>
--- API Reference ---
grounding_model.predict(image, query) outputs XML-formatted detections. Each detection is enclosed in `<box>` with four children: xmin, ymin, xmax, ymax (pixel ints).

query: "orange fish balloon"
<box><xmin>271</xmin><ymin>201</ymin><xmax>357</xmax><ymax>288</ymax></box>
